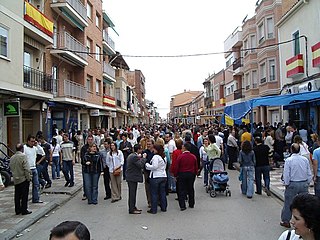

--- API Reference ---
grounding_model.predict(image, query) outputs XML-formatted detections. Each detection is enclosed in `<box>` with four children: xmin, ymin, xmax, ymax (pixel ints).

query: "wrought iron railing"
<box><xmin>23</xmin><ymin>65</ymin><xmax>55</xmax><ymax>93</ymax></box>
<box><xmin>52</xmin><ymin>0</ymin><xmax>87</xmax><ymax>22</ymax></box>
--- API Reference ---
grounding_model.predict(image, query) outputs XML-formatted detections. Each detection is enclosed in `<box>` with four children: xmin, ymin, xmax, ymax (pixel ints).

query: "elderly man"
<box><xmin>10</xmin><ymin>143</ymin><xmax>32</xmax><ymax>215</ymax></box>
<box><xmin>280</xmin><ymin>143</ymin><xmax>312</xmax><ymax>228</ymax></box>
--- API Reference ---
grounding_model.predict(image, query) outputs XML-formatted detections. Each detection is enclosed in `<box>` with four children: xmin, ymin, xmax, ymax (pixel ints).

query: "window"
<box><xmin>0</xmin><ymin>26</ymin><xmax>8</xmax><ymax>57</ymax></box>
<box><xmin>86</xmin><ymin>38</ymin><xmax>92</xmax><ymax>54</ymax></box>
<box><xmin>215</xmin><ymin>88</ymin><xmax>219</xmax><ymax>100</ymax></box>
<box><xmin>87</xmin><ymin>2</ymin><xmax>92</xmax><ymax>19</ymax></box>
<box><xmin>244</xmin><ymin>39</ymin><xmax>249</xmax><ymax>56</ymax></box>
<box><xmin>293</xmin><ymin>31</ymin><xmax>300</xmax><ymax>56</ymax></box>
<box><xmin>266</xmin><ymin>17</ymin><xmax>274</xmax><ymax>39</ymax></box>
<box><xmin>252</xmin><ymin>70</ymin><xmax>257</xmax><ymax>88</ymax></box>
<box><xmin>260</xmin><ymin>63</ymin><xmax>266</xmax><ymax>84</ymax></box>
<box><xmin>258</xmin><ymin>22</ymin><xmax>265</xmax><ymax>44</ymax></box>
<box><xmin>86</xmin><ymin>75</ymin><xmax>92</xmax><ymax>92</ymax></box>
<box><xmin>269</xmin><ymin>59</ymin><xmax>276</xmax><ymax>81</ymax></box>
<box><xmin>95</xmin><ymin>45</ymin><xmax>100</xmax><ymax>61</ymax></box>
<box><xmin>245</xmin><ymin>73</ymin><xmax>250</xmax><ymax>90</ymax></box>
<box><xmin>250</xmin><ymin>35</ymin><xmax>256</xmax><ymax>53</ymax></box>
<box><xmin>95</xmin><ymin>12</ymin><xmax>101</xmax><ymax>28</ymax></box>
<box><xmin>96</xmin><ymin>79</ymin><xmax>101</xmax><ymax>95</ymax></box>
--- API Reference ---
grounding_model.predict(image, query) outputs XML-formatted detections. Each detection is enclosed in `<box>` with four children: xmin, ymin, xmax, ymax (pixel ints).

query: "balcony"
<box><xmin>103</xmin><ymin>94</ymin><xmax>116</xmax><ymax>107</ymax></box>
<box><xmin>286</xmin><ymin>54</ymin><xmax>304</xmax><ymax>78</ymax></box>
<box><xmin>102</xmin><ymin>30</ymin><xmax>116</xmax><ymax>55</ymax></box>
<box><xmin>24</xmin><ymin>1</ymin><xmax>53</xmax><ymax>45</ymax></box>
<box><xmin>103</xmin><ymin>62</ymin><xmax>116</xmax><ymax>83</ymax></box>
<box><xmin>232</xmin><ymin>58</ymin><xmax>243</xmax><ymax>76</ymax></box>
<box><xmin>23</xmin><ymin>65</ymin><xmax>56</xmax><ymax>94</ymax></box>
<box><xmin>234</xmin><ymin>89</ymin><xmax>244</xmax><ymax>100</ymax></box>
<box><xmin>50</xmin><ymin>32</ymin><xmax>88</xmax><ymax>67</ymax></box>
<box><xmin>51</xmin><ymin>0</ymin><xmax>88</xmax><ymax>30</ymax></box>
<box><xmin>58</xmin><ymin>79</ymin><xmax>87</xmax><ymax>100</ymax></box>
<box><xmin>224</xmin><ymin>27</ymin><xmax>242</xmax><ymax>53</ymax></box>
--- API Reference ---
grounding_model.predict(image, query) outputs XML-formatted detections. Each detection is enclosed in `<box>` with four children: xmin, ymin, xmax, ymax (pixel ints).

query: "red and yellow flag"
<box><xmin>24</xmin><ymin>1</ymin><xmax>53</xmax><ymax>37</ymax></box>
<box><xmin>312</xmin><ymin>42</ymin><xmax>320</xmax><ymax>68</ymax></box>
<box><xmin>103</xmin><ymin>95</ymin><xmax>116</xmax><ymax>107</ymax></box>
<box><xmin>286</xmin><ymin>54</ymin><xmax>304</xmax><ymax>78</ymax></box>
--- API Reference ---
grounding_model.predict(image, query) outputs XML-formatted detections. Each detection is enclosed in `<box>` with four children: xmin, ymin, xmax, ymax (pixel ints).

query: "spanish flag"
<box><xmin>103</xmin><ymin>95</ymin><xmax>116</xmax><ymax>107</ymax></box>
<box><xmin>312</xmin><ymin>42</ymin><xmax>320</xmax><ymax>68</ymax></box>
<box><xmin>24</xmin><ymin>1</ymin><xmax>53</xmax><ymax>37</ymax></box>
<box><xmin>286</xmin><ymin>54</ymin><xmax>304</xmax><ymax>78</ymax></box>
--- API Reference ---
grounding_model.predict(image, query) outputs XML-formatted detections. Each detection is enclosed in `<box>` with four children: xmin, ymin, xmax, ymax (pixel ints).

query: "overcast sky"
<box><xmin>104</xmin><ymin>0</ymin><xmax>257</xmax><ymax>118</ymax></box>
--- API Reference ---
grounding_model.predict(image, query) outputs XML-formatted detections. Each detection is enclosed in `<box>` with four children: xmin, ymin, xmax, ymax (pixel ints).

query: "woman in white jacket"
<box><xmin>145</xmin><ymin>144</ymin><xmax>167</xmax><ymax>214</ymax></box>
<box><xmin>106</xmin><ymin>142</ymin><xmax>124</xmax><ymax>203</ymax></box>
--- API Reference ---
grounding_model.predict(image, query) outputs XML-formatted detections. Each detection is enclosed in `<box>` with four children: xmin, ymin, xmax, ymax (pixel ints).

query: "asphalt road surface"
<box><xmin>19</xmin><ymin>170</ymin><xmax>285</xmax><ymax>240</ymax></box>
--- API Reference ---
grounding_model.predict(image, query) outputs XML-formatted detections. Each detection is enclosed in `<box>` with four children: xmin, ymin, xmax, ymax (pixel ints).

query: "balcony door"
<box><xmin>24</xmin><ymin>51</ymin><xmax>32</xmax><ymax>86</ymax></box>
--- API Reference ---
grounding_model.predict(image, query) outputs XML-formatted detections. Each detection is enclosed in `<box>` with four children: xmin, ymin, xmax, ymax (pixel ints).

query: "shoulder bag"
<box><xmin>112</xmin><ymin>155</ymin><xmax>121</xmax><ymax>176</ymax></box>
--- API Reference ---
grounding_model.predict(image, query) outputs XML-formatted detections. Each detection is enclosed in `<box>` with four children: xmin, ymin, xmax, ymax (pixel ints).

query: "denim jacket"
<box><xmin>239</xmin><ymin>151</ymin><xmax>256</xmax><ymax>167</ymax></box>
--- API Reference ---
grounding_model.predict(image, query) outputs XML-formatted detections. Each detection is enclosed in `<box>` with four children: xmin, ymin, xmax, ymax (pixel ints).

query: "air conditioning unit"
<box><xmin>287</xmin><ymin>86</ymin><xmax>299</xmax><ymax>94</ymax></box>
<box><xmin>299</xmin><ymin>80</ymin><xmax>320</xmax><ymax>93</ymax></box>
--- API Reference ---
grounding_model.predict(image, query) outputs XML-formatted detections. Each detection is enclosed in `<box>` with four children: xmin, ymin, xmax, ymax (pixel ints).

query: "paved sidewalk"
<box><xmin>0</xmin><ymin>164</ymin><xmax>83</xmax><ymax>240</ymax></box>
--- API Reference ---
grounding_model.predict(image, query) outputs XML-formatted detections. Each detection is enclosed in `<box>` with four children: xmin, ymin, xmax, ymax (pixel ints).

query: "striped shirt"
<box><xmin>60</xmin><ymin>141</ymin><xmax>74</xmax><ymax>161</ymax></box>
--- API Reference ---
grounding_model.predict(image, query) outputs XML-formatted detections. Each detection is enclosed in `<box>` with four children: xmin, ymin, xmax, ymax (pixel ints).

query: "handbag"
<box><xmin>112</xmin><ymin>155</ymin><xmax>121</xmax><ymax>176</ymax></box>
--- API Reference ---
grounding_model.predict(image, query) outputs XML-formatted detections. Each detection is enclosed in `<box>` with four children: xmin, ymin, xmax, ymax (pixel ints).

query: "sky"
<box><xmin>103</xmin><ymin>0</ymin><xmax>257</xmax><ymax>119</ymax></box>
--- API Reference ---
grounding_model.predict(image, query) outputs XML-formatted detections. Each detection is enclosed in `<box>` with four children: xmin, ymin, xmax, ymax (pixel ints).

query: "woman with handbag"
<box><xmin>106</xmin><ymin>142</ymin><xmax>124</xmax><ymax>203</ymax></box>
<box><xmin>82</xmin><ymin>144</ymin><xmax>103</xmax><ymax>205</ymax></box>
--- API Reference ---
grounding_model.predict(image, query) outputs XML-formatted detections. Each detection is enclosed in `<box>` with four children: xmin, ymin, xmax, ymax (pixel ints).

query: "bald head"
<box><xmin>16</xmin><ymin>143</ymin><xmax>24</xmax><ymax>152</ymax></box>
<box><xmin>291</xmin><ymin>143</ymin><xmax>300</xmax><ymax>154</ymax></box>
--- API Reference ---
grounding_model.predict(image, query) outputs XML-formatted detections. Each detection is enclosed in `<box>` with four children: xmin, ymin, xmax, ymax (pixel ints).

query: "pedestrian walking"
<box><xmin>239</xmin><ymin>140</ymin><xmax>256</xmax><ymax>199</ymax></box>
<box><xmin>60</xmin><ymin>133</ymin><xmax>75</xmax><ymax>187</ymax></box>
<box><xmin>9</xmin><ymin>143</ymin><xmax>32</xmax><ymax>215</ymax></box>
<box><xmin>142</xmin><ymin>138</ymin><xmax>155</xmax><ymax>208</ymax></box>
<box><xmin>280</xmin><ymin>143</ymin><xmax>312</xmax><ymax>228</ymax></box>
<box><xmin>50</xmin><ymin>138</ymin><xmax>61</xmax><ymax>179</ymax></box>
<box><xmin>100</xmin><ymin>138</ymin><xmax>112</xmax><ymax>200</ymax></box>
<box><xmin>227</xmin><ymin>129</ymin><xmax>238</xmax><ymax>170</ymax></box>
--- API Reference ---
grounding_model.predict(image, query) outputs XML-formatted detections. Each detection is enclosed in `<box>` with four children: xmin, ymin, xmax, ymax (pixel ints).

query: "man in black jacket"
<box><xmin>119</xmin><ymin>133</ymin><xmax>132</xmax><ymax>180</ymax></box>
<box><xmin>126</xmin><ymin>144</ymin><xmax>146</xmax><ymax>214</ymax></box>
<box><xmin>253</xmin><ymin>137</ymin><xmax>271</xmax><ymax>196</ymax></box>
<box><xmin>185</xmin><ymin>135</ymin><xmax>201</xmax><ymax>177</ymax></box>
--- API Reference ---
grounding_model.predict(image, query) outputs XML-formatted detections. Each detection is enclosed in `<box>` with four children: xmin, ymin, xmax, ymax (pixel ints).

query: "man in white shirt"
<box><xmin>23</xmin><ymin>135</ymin><xmax>43</xmax><ymax>203</ymax></box>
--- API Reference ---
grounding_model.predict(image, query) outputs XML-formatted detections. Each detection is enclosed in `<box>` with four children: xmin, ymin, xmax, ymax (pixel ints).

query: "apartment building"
<box><xmin>0</xmin><ymin>0</ymin><xmax>54</xmax><ymax>149</ymax></box>
<box><xmin>169</xmin><ymin>90</ymin><xmax>203</xmax><ymax>124</ymax></box>
<box><xmin>277</xmin><ymin>0</ymin><xmax>320</xmax><ymax>132</ymax></box>
<box><xmin>188</xmin><ymin>92</ymin><xmax>205</xmax><ymax>125</ymax></box>
<box><xmin>127</xmin><ymin>69</ymin><xmax>147</xmax><ymax>124</ymax></box>
<box><xmin>203</xmin><ymin>70</ymin><xmax>225</xmax><ymax>124</ymax></box>
<box><xmin>223</xmin><ymin>0</ymin><xmax>282</xmax><ymax>124</ymax></box>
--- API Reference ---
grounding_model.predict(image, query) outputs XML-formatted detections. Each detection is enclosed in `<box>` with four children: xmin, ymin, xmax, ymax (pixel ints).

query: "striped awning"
<box><xmin>312</xmin><ymin>42</ymin><xmax>320</xmax><ymax>68</ymax></box>
<box><xmin>286</xmin><ymin>54</ymin><xmax>304</xmax><ymax>78</ymax></box>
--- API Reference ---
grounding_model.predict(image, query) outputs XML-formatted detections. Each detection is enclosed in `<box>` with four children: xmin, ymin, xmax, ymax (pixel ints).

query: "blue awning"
<box><xmin>224</xmin><ymin>91</ymin><xmax>320</xmax><ymax>120</ymax></box>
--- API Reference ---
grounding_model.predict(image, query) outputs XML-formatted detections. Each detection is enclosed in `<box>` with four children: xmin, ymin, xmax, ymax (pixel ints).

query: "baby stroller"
<box><xmin>205</xmin><ymin>158</ymin><xmax>231</xmax><ymax>198</ymax></box>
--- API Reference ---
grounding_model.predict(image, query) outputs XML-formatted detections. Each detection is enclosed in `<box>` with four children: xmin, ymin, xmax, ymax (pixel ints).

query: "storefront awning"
<box><xmin>224</xmin><ymin>90</ymin><xmax>320</xmax><ymax>121</ymax></box>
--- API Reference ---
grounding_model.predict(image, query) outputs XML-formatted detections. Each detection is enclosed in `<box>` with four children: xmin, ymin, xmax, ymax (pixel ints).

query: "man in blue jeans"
<box><xmin>23</xmin><ymin>135</ymin><xmax>43</xmax><ymax>203</ymax></box>
<box><xmin>60</xmin><ymin>134</ymin><xmax>75</xmax><ymax>187</ymax></box>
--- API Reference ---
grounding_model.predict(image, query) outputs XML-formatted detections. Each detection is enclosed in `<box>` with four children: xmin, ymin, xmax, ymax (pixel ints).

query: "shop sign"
<box><xmin>89</xmin><ymin>109</ymin><xmax>99</xmax><ymax>116</ymax></box>
<box><xmin>111</xmin><ymin>112</ymin><xmax>116</xmax><ymax>118</ymax></box>
<box><xmin>4</xmin><ymin>101</ymin><xmax>20</xmax><ymax>117</ymax></box>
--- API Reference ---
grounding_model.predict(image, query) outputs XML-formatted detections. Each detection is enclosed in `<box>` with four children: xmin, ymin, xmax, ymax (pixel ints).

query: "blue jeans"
<box><xmin>36</xmin><ymin>164</ymin><xmax>46</xmax><ymax>187</ymax></box>
<box><xmin>150</xmin><ymin>177</ymin><xmax>167</xmax><ymax>213</ymax></box>
<box><xmin>281</xmin><ymin>181</ymin><xmax>309</xmax><ymax>223</ymax></box>
<box><xmin>255</xmin><ymin>165</ymin><xmax>270</xmax><ymax>194</ymax></box>
<box><xmin>241</xmin><ymin>166</ymin><xmax>255</xmax><ymax>197</ymax></box>
<box><xmin>83</xmin><ymin>172</ymin><xmax>100</xmax><ymax>204</ymax></box>
<box><xmin>62</xmin><ymin>160</ymin><xmax>74</xmax><ymax>184</ymax></box>
<box><xmin>31</xmin><ymin>168</ymin><xmax>40</xmax><ymax>202</ymax></box>
<box><xmin>51</xmin><ymin>156</ymin><xmax>60</xmax><ymax>179</ymax></box>
<box><xmin>168</xmin><ymin>171</ymin><xmax>176</xmax><ymax>192</ymax></box>
<box><xmin>314</xmin><ymin>176</ymin><xmax>320</xmax><ymax>198</ymax></box>
<box><xmin>203</xmin><ymin>160</ymin><xmax>209</xmax><ymax>185</ymax></box>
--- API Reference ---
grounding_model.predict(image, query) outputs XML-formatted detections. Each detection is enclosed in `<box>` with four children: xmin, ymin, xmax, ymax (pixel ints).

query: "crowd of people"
<box><xmin>4</xmin><ymin>121</ymin><xmax>320</xmax><ymax>239</ymax></box>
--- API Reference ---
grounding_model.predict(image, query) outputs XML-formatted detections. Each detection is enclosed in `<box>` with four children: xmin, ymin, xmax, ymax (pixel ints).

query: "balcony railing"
<box><xmin>52</xmin><ymin>0</ymin><xmax>87</xmax><ymax>22</ymax></box>
<box><xmin>260</xmin><ymin>77</ymin><xmax>267</xmax><ymax>84</ymax></box>
<box><xmin>54</xmin><ymin>32</ymin><xmax>87</xmax><ymax>60</ymax></box>
<box><xmin>23</xmin><ymin>65</ymin><xmax>55</xmax><ymax>93</ymax></box>
<box><xmin>103</xmin><ymin>62</ymin><xmax>115</xmax><ymax>79</ymax></box>
<box><xmin>63</xmin><ymin>79</ymin><xmax>86</xmax><ymax>100</ymax></box>
<box><xmin>102</xmin><ymin>30</ymin><xmax>115</xmax><ymax>50</ymax></box>
<box><xmin>233</xmin><ymin>58</ymin><xmax>243</xmax><ymax>71</ymax></box>
<box><xmin>234</xmin><ymin>89</ymin><xmax>244</xmax><ymax>100</ymax></box>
